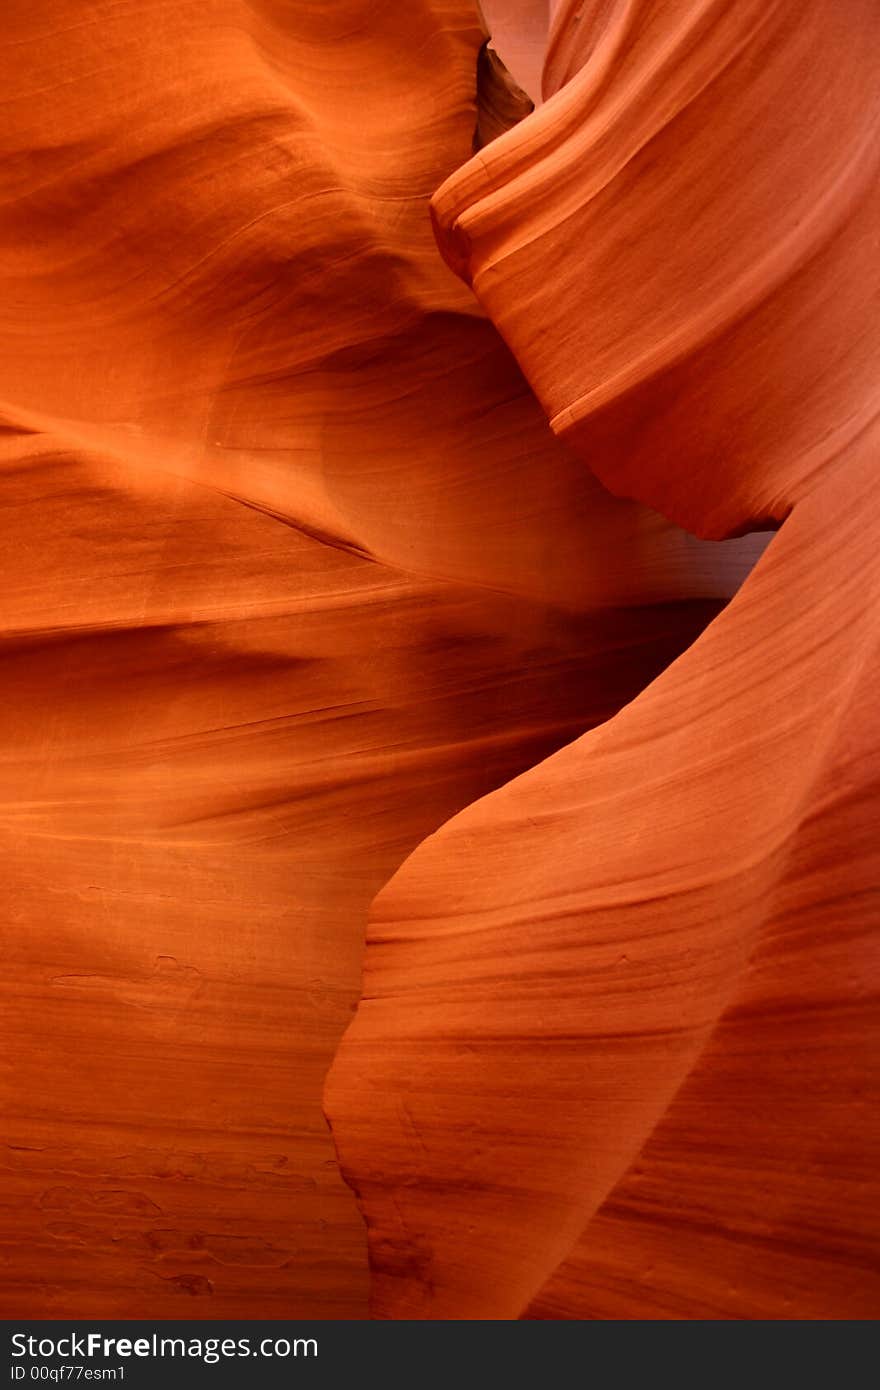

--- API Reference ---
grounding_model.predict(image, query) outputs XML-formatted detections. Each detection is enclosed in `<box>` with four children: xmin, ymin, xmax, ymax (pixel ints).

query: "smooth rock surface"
<box><xmin>327</xmin><ymin>0</ymin><xmax>880</xmax><ymax>1319</ymax></box>
<box><xmin>0</xmin><ymin>0</ymin><xmax>760</xmax><ymax>1318</ymax></box>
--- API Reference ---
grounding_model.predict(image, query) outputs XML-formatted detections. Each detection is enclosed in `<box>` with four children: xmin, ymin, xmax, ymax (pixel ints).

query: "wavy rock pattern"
<box><xmin>0</xmin><ymin>1</ymin><xmax>763</xmax><ymax>1317</ymax></box>
<box><xmin>326</xmin><ymin>0</ymin><xmax>880</xmax><ymax>1319</ymax></box>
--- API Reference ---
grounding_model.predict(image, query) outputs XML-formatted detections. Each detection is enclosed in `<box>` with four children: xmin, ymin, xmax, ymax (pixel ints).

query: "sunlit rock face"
<box><xmin>327</xmin><ymin>0</ymin><xmax>880</xmax><ymax>1321</ymax></box>
<box><xmin>1</xmin><ymin>1</ymin><xmax>874</xmax><ymax>1322</ymax></box>
<box><xmin>477</xmin><ymin>0</ymin><xmax>550</xmax><ymax>103</ymax></box>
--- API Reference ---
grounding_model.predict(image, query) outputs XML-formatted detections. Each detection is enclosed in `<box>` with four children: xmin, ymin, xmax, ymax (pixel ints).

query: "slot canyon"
<box><xmin>1</xmin><ymin>0</ymin><xmax>877</xmax><ymax>1321</ymax></box>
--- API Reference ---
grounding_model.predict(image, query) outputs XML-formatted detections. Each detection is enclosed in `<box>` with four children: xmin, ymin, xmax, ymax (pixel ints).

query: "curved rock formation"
<box><xmin>325</xmin><ymin>0</ymin><xmax>880</xmax><ymax>1319</ymax></box>
<box><xmin>0</xmin><ymin>1</ymin><xmax>761</xmax><ymax>1317</ymax></box>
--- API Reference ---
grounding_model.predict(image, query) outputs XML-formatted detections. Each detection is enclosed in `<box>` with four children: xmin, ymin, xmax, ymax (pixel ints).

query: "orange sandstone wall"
<box><xmin>0</xmin><ymin>0</ymin><xmax>516</xmax><ymax>1319</ymax></box>
<box><xmin>1</xmin><ymin>0</ymin><xmax>874</xmax><ymax>1322</ymax></box>
<box><xmin>327</xmin><ymin>0</ymin><xmax>880</xmax><ymax>1320</ymax></box>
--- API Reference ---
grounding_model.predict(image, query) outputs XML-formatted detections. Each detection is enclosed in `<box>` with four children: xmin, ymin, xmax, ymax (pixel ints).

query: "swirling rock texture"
<box><xmin>0</xmin><ymin>1</ymin><xmax>873</xmax><ymax>1323</ymax></box>
<box><xmin>327</xmin><ymin>0</ymin><xmax>880</xmax><ymax>1321</ymax></box>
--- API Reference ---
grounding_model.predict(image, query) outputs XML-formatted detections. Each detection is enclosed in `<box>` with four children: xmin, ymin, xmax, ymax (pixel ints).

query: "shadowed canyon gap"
<box><xmin>1</xmin><ymin>0</ymin><xmax>877</xmax><ymax>1321</ymax></box>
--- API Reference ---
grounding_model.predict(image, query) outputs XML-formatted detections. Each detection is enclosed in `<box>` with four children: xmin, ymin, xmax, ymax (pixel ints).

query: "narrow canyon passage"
<box><xmin>327</xmin><ymin>0</ymin><xmax>880</xmax><ymax>1320</ymax></box>
<box><xmin>1</xmin><ymin>0</ymin><xmax>876</xmax><ymax>1323</ymax></box>
<box><xmin>0</xmin><ymin>0</ymin><xmax>758</xmax><ymax>1318</ymax></box>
